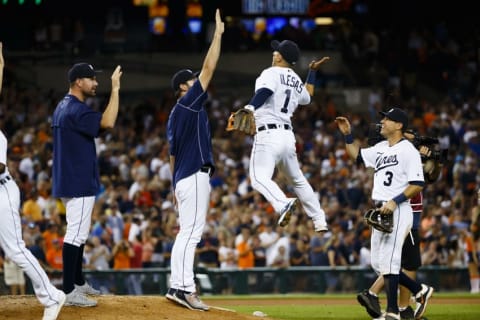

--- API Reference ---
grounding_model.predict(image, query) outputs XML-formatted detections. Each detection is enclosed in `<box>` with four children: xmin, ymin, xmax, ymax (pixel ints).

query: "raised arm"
<box><xmin>335</xmin><ymin>116</ymin><xmax>360</xmax><ymax>160</ymax></box>
<box><xmin>305</xmin><ymin>56</ymin><xmax>330</xmax><ymax>96</ymax></box>
<box><xmin>100</xmin><ymin>65</ymin><xmax>122</xmax><ymax>129</ymax></box>
<box><xmin>197</xmin><ymin>9</ymin><xmax>224</xmax><ymax>91</ymax></box>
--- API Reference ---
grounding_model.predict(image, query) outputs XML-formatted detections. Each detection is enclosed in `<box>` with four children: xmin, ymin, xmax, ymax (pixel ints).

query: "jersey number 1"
<box><xmin>281</xmin><ymin>89</ymin><xmax>291</xmax><ymax>113</ymax></box>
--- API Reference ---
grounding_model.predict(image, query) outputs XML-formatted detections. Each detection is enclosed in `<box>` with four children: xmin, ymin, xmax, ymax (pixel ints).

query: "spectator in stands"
<box><xmin>3</xmin><ymin>257</ymin><xmax>26</xmax><ymax>295</ymax></box>
<box><xmin>197</xmin><ymin>228</ymin><xmax>220</xmax><ymax>268</ymax></box>
<box><xmin>236</xmin><ymin>224</ymin><xmax>254</xmax><ymax>269</ymax></box>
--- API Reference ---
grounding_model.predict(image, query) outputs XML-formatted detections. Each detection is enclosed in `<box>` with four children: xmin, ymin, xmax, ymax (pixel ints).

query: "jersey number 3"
<box><xmin>281</xmin><ymin>89</ymin><xmax>291</xmax><ymax>113</ymax></box>
<box><xmin>383</xmin><ymin>171</ymin><xmax>393</xmax><ymax>186</ymax></box>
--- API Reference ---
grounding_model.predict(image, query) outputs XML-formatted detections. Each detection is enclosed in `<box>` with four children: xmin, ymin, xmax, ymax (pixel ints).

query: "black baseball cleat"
<box><xmin>400</xmin><ymin>306</ymin><xmax>415</xmax><ymax>320</ymax></box>
<box><xmin>357</xmin><ymin>289</ymin><xmax>382</xmax><ymax>318</ymax></box>
<box><xmin>169</xmin><ymin>289</ymin><xmax>209</xmax><ymax>311</ymax></box>
<box><xmin>414</xmin><ymin>284</ymin><xmax>433</xmax><ymax>319</ymax></box>
<box><xmin>165</xmin><ymin>288</ymin><xmax>177</xmax><ymax>302</ymax></box>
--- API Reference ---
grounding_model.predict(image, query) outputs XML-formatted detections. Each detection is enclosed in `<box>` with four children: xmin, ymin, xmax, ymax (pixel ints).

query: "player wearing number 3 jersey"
<box><xmin>244</xmin><ymin>39</ymin><xmax>328</xmax><ymax>233</ymax></box>
<box><xmin>336</xmin><ymin>108</ymin><xmax>432</xmax><ymax>320</ymax></box>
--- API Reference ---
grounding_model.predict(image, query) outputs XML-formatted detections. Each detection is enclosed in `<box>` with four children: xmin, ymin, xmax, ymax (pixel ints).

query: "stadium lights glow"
<box><xmin>315</xmin><ymin>17</ymin><xmax>334</xmax><ymax>25</ymax></box>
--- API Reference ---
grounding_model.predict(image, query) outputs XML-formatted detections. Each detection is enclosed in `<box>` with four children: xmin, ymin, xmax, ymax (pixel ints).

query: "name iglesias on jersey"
<box><xmin>280</xmin><ymin>74</ymin><xmax>304</xmax><ymax>93</ymax></box>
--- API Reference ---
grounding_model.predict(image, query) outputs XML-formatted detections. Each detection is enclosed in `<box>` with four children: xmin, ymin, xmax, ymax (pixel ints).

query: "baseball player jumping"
<box><xmin>0</xmin><ymin>42</ymin><xmax>65</xmax><ymax>320</ymax></box>
<box><xmin>336</xmin><ymin>108</ymin><xmax>433</xmax><ymax>320</ymax></box>
<box><xmin>243</xmin><ymin>39</ymin><xmax>329</xmax><ymax>233</ymax></box>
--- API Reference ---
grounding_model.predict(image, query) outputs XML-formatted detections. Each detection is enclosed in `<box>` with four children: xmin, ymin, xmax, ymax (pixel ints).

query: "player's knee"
<box><xmin>7</xmin><ymin>247</ymin><xmax>30</xmax><ymax>268</ymax></box>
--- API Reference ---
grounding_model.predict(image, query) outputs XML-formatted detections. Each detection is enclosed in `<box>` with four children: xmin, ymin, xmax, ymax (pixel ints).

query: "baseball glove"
<box><xmin>226</xmin><ymin>108</ymin><xmax>256</xmax><ymax>135</ymax></box>
<box><xmin>364</xmin><ymin>208</ymin><xmax>393</xmax><ymax>233</ymax></box>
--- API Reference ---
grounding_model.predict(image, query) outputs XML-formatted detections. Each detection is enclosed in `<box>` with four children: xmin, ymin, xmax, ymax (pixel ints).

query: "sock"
<box><xmin>368</xmin><ymin>290</ymin><xmax>378</xmax><ymax>297</ymax></box>
<box><xmin>63</xmin><ymin>243</ymin><xmax>80</xmax><ymax>294</ymax></box>
<box><xmin>75</xmin><ymin>244</ymin><xmax>86</xmax><ymax>286</ymax></box>
<box><xmin>399</xmin><ymin>271</ymin><xmax>422</xmax><ymax>295</ymax></box>
<box><xmin>384</xmin><ymin>274</ymin><xmax>399</xmax><ymax>314</ymax></box>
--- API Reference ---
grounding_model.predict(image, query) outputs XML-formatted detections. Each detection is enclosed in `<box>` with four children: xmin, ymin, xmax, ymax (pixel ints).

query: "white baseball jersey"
<box><xmin>361</xmin><ymin>139</ymin><xmax>424</xmax><ymax>201</ymax></box>
<box><xmin>254</xmin><ymin>66</ymin><xmax>310</xmax><ymax>126</ymax></box>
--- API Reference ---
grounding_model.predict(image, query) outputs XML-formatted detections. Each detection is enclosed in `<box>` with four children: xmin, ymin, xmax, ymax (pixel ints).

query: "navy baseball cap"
<box><xmin>171</xmin><ymin>69</ymin><xmax>199</xmax><ymax>91</ymax></box>
<box><xmin>271</xmin><ymin>40</ymin><xmax>300</xmax><ymax>65</ymax></box>
<box><xmin>68</xmin><ymin>63</ymin><xmax>101</xmax><ymax>83</ymax></box>
<box><xmin>379</xmin><ymin>107</ymin><xmax>408</xmax><ymax>130</ymax></box>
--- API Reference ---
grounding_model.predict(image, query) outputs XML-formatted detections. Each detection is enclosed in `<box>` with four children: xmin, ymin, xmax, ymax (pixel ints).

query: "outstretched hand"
<box><xmin>335</xmin><ymin>116</ymin><xmax>351</xmax><ymax>135</ymax></box>
<box><xmin>309</xmin><ymin>57</ymin><xmax>330</xmax><ymax>70</ymax></box>
<box><xmin>215</xmin><ymin>9</ymin><xmax>224</xmax><ymax>35</ymax></box>
<box><xmin>111</xmin><ymin>65</ymin><xmax>122</xmax><ymax>91</ymax></box>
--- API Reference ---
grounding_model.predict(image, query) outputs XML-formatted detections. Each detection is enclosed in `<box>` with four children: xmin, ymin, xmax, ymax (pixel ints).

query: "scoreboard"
<box><xmin>242</xmin><ymin>0</ymin><xmax>310</xmax><ymax>15</ymax></box>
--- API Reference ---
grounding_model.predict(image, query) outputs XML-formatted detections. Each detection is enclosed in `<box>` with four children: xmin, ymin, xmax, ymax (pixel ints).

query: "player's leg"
<box><xmin>278</xmin><ymin>132</ymin><xmax>327</xmax><ymax>230</ymax></box>
<box><xmin>169</xmin><ymin>172</ymin><xmax>210</xmax><ymax>310</ymax></box>
<box><xmin>62</xmin><ymin>196</ymin><xmax>97</xmax><ymax>306</ymax></box>
<box><xmin>171</xmin><ymin>172</ymin><xmax>209</xmax><ymax>281</ymax></box>
<box><xmin>0</xmin><ymin>182</ymin><xmax>65</xmax><ymax>309</ymax></box>
<box><xmin>399</xmin><ymin>228</ymin><xmax>421</xmax><ymax>319</ymax></box>
<box><xmin>378</xmin><ymin>205</ymin><xmax>412</xmax><ymax>318</ymax></box>
<box><xmin>249</xmin><ymin>133</ymin><xmax>290</xmax><ymax>213</ymax></box>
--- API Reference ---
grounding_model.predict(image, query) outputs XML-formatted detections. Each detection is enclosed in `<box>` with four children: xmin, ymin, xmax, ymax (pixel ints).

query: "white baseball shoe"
<box><xmin>278</xmin><ymin>198</ymin><xmax>297</xmax><ymax>227</ymax></box>
<box><xmin>65</xmin><ymin>290</ymin><xmax>97</xmax><ymax>307</ymax></box>
<box><xmin>313</xmin><ymin>219</ymin><xmax>328</xmax><ymax>233</ymax></box>
<box><xmin>43</xmin><ymin>291</ymin><xmax>66</xmax><ymax>320</ymax></box>
<box><xmin>75</xmin><ymin>282</ymin><xmax>101</xmax><ymax>295</ymax></box>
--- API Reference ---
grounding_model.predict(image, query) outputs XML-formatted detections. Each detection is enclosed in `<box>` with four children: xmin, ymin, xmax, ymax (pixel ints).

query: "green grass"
<box><xmin>206</xmin><ymin>293</ymin><xmax>480</xmax><ymax>320</ymax></box>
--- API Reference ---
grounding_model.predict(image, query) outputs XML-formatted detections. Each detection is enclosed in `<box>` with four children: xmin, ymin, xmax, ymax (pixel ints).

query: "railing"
<box><xmin>0</xmin><ymin>266</ymin><xmax>470</xmax><ymax>295</ymax></box>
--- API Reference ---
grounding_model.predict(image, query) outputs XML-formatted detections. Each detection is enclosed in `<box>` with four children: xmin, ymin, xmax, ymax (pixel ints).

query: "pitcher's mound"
<box><xmin>0</xmin><ymin>295</ymin><xmax>269</xmax><ymax>320</ymax></box>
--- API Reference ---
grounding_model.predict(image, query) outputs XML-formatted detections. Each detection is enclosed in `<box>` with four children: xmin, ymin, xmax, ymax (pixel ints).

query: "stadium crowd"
<box><xmin>0</xmin><ymin>13</ymin><xmax>479</xmax><ymax>295</ymax></box>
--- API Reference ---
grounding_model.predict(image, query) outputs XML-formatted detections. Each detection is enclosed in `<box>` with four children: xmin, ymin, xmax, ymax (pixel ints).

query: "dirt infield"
<box><xmin>0</xmin><ymin>295</ymin><xmax>269</xmax><ymax>320</ymax></box>
<box><xmin>0</xmin><ymin>295</ymin><xmax>475</xmax><ymax>320</ymax></box>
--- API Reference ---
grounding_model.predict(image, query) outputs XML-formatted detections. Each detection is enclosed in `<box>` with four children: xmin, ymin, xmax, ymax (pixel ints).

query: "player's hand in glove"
<box><xmin>364</xmin><ymin>208</ymin><xmax>393</xmax><ymax>233</ymax></box>
<box><xmin>226</xmin><ymin>107</ymin><xmax>256</xmax><ymax>135</ymax></box>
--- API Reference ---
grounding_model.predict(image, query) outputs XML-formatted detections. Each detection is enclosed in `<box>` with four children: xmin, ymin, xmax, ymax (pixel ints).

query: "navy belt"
<box><xmin>200</xmin><ymin>166</ymin><xmax>213</xmax><ymax>176</ymax></box>
<box><xmin>0</xmin><ymin>175</ymin><xmax>11</xmax><ymax>185</ymax></box>
<box><xmin>258</xmin><ymin>123</ymin><xmax>291</xmax><ymax>132</ymax></box>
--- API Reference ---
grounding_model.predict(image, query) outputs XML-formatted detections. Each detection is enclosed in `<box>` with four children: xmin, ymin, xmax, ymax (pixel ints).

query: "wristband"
<box><xmin>393</xmin><ymin>193</ymin><xmax>407</xmax><ymax>205</ymax></box>
<box><xmin>306</xmin><ymin>70</ymin><xmax>316</xmax><ymax>85</ymax></box>
<box><xmin>344</xmin><ymin>134</ymin><xmax>354</xmax><ymax>144</ymax></box>
<box><xmin>244</xmin><ymin>105</ymin><xmax>254</xmax><ymax>111</ymax></box>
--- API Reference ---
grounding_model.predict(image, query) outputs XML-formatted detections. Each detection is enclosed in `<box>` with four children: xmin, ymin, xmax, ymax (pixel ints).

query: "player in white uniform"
<box><xmin>0</xmin><ymin>42</ymin><xmax>65</xmax><ymax>320</ymax></box>
<box><xmin>245</xmin><ymin>39</ymin><xmax>329</xmax><ymax>232</ymax></box>
<box><xmin>336</xmin><ymin>108</ymin><xmax>433</xmax><ymax>320</ymax></box>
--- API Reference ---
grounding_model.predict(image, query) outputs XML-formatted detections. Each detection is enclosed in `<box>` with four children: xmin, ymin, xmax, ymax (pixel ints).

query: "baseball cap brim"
<box><xmin>271</xmin><ymin>40</ymin><xmax>280</xmax><ymax>51</ymax></box>
<box><xmin>171</xmin><ymin>69</ymin><xmax>199</xmax><ymax>91</ymax></box>
<box><xmin>379</xmin><ymin>108</ymin><xmax>408</xmax><ymax>130</ymax></box>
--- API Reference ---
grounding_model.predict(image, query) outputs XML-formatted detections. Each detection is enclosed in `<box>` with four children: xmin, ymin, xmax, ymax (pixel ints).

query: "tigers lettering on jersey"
<box><xmin>375</xmin><ymin>152</ymin><xmax>399</xmax><ymax>171</ymax></box>
<box><xmin>279</xmin><ymin>73</ymin><xmax>304</xmax><ymax>94</ymax></box>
